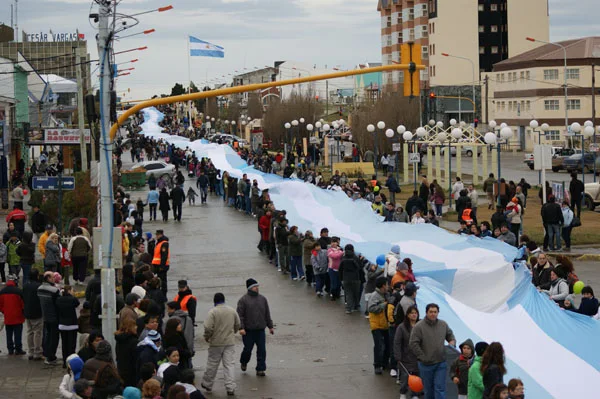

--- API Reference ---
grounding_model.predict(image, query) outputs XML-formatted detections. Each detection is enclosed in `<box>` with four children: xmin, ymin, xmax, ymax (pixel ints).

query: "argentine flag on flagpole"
<box><xmin>189</xmin><ymin>36</ymin><xmax>225</xmax><ymax>58</ymax></box>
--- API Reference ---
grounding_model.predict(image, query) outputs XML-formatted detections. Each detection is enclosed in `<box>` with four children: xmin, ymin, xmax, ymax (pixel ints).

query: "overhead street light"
<box><xmin>118</xmin><ymin>28</ymin><xmax>156</xmax><ymax>40</ymax></box>
<box><xmin>129</xmin><ymin>4</ymin><xmax>173</xmax><ymax>17</ymax></box>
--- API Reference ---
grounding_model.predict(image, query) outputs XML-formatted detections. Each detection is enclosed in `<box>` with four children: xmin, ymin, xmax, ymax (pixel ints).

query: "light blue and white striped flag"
<box><xmin>189</xmin><ymin>36</ymin><xmax>224</xmax><ymax>58</ymax></box>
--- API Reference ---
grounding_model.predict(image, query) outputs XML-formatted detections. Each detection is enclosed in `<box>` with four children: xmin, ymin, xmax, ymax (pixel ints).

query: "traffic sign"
<box><xmin>32</xmin><ymin>176</ymin><xmax>76</xmax><ymax>190</ymax></box>
<box><xmin>392</xmin><ymin>143</ymin><xmax>402</xmax><ymax>152</ymax></box>
<box><xmin>309</xmin><ymin>136</ymin><xmax>319</xmax><ymax>144</ymax></box>
<box><xmin>409</xmin><ymin>152</ymin><xmax>420</xmax><ymax>164</ymax></box>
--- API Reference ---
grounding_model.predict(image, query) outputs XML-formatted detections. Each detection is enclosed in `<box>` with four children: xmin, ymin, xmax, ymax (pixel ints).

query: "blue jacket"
<box><xmin>147</xmin><ymin>190</ymin><xmax>159</xmax><ymax>204</ymax></box>
<box><xmin>575</xmin><ymin>297</ymin><xmax>599</xmax><ymax>316</ymax></box>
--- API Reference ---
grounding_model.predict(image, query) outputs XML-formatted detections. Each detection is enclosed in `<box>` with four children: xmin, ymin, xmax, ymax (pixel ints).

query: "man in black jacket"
<box><xmin>541</xmin><ymin>195</ymin><xmax>564</xmax><ymax>251</ymax></box>
<box><xmin>23</xmin><ymin>269</ymin><xmax>43</xmax><ymax>360</ymax></box>
<box><xmin>338</xmin><ymin>244</ymin><xmax>364</xmax><ymax>314</ymax></box>
<box><xmin>569</xmin><ymin>172</ymin><xmax>584</xmax><ymax>218</ymax></box>
<box><xmin>405</xmin><ymin>191</ymin><xmax>426</xmax><ymax>218</ymax></box>
<box><xmin>56</xmin><ymin>286</ymin><xmax>80</xmax><ymax>367</ymax></box>
<box><xmin>196</xmin><ymin>169</ymin><xmax>210</xmax><ymax>204</ymax></box>
<box><xmin>275</xmin><ymin>217</ymin><xmax>290</xmax><ymax>274</ymax></box>
<box><xmin>419</xmin><ymin>176</ymin><xmax>430</xmax><ymax>205</ymax></box>
<box><xmin>30</xmin><ymin>205</ymin><xmax>47</xmax><ymax>239</ymax></box>
<box><xmin>170</xmin><ymin>185</ymin><xmax>186</xmax><ymax>222</ymax></box>
<box><xmin>37</xmin><ymin>271</ymin><xmax>60</xmax><ymax>365</ymax></box>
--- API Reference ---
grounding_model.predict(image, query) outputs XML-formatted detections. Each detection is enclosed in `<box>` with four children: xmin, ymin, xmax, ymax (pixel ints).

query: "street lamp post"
<box><xmin>292</xmin><ymin>119</ymin><xmax>299</xmax><ymax>155</ymax></box>
<box><xmin>442</xmin><ymin>53</ymin><xmax>476</xmax><ymax>121</ymax></box>
<box><xmin>333</xmin><ymin>121</ymin><xmax>340</xmax><ymax>163</ymax></box>
<box><xmin>571</xmin><ymin>122</ymin><xmax>595</xmax><ymax>188</ymax></box>
<box><xmin>323</xmin><ymin>123</ymin><xmax>331</xmax><ymax>169</ymax></box>
<box><xmin>376</xmin><ymin>121</ymin><xmax>385</xmax><ymax>177</ymax></box>
<box><xmin>529</xmin><ymin>120</ymin><xmax>550</xmax><ymax>185</ymax></box>
<box><xmin>527</xmin><ymin>37</ymin><xmax>569</xmax><ymax>146</ymax></box>
<box><xmin>306</xmin><ymin>123</ymin><xmax>315</xmax><ymax>167</ymax></box>
<box><xmin>284</xmin><ymin>122</ymin><xmax>291</xmax><ymax>162</ymax></box>
<box><xmin>367</xmin><ymin>124</ymin><xmax>377</xmax><ymax>178</ymax></box>
<box><xmin>315</xmin><ymin>121</ymin><xmax>322</xmax><ymax>167</ymax></box>
<box><xmin>485</xmin><ymin>123</ymin><xmax>514</xmax><ymax>206</ymax></box>
<box><xmin>231</xmin><ymin>120</ymin><xmax>236</xmax><ymax>135</ymax></box>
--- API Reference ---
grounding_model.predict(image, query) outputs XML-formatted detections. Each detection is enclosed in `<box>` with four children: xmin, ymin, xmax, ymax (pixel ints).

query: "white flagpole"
<box><xmin>187</xmin><ymin>36</ymin><xmax>193</xmax><ymax>130</ymax></box>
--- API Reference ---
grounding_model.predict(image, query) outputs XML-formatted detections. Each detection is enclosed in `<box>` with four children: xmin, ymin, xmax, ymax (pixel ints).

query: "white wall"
<box><xmin>0</xmin><ymin>56</ymin><xmax>15</xmax><ymax>100</ymax></box>
<box><xmin>507</xmin><ymin>0</ymin><xmax>549</xmax><ymax>58</ymax></box>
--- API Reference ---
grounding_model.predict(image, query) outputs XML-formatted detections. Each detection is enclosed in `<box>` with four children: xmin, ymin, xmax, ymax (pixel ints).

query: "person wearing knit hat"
<box><xmin>135</xmin><ymin>329</ymin><xmax>163</xmax><ymax>381</ymax></box>
<box><xmin>237</xmin><ymin>278</ymin><xmax>274</xmax><ymax>376</ymax></box>
<box><xmin>80</xmin><ymin>340</ymin><xmax>113</xmax><ymax>381</ymax></box>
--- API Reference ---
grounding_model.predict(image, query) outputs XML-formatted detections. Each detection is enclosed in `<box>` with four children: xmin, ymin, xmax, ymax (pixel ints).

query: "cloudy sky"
<box><xmin>8</xmin><ymin>0</ymin><xmax>600</xmax><ymax>99</ymax></box>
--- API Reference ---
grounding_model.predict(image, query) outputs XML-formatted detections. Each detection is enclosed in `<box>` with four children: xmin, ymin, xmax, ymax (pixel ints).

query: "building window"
<box><xmin>544</xmin><ymin>69</ymin><xmax>559</xmax><ymax>80</ymax></box>
<box><xmin>526</xmin><ymin>71</ymin><xmax>531</xmax><ymax>80</ymax></box>
<box><xmin>421</xmin><ymin>4</ymin><xmax>428</xmax><ymax>17</ymax></box>
<box><xmin>422</xmin><ymin>46</ymin><xmax>429</xmax><ymax>60</ymax></box>
<box><xmin>512</xmin><ymin>72</ymin><xmax>518</xmax><ymax>82</ymax></box>
<box><xmin>544</xmin><ymin>100</ymin><xmax>560</xmax><ymax>111</ymax></box>
<box><xmin>491</xmin><ymin>25</ymin><xmax>498</xmax><ymax>33</ymax></box>
<box><xmin>491</xmin><ymin>46</ymin><xmax>499</xmax><ymax>54</ymax></box>
<box><xmin>491</xmin><ymin>4</ymin><xmax>498</xmax><ymax>11</ymax></box>
<box><xmin>432</xmin><ymin>22</ymin><xmax>435</xmax><ymax>34</ymax></box>
<box><xmin>567</xmin><ymin>68</ymin><xmax>580</xmax><ymax>80</ymax></box>
<box><xmin>478</xmin><ymin>4</ymin><xmax>484</xmax><ymax>11</ymax></box>
<box><xmin>387</xmin><ymin>16</ymin><xmax>392</xmax><ymax>27</ymax></box>
<box><xmin>567</xmin><ymin>99</ymin><xmax>581</xmax><ymax>110</ymax></box>
<box><xmin>479</xmin><ymin>25</ymin><xmax>485</xmax><ymax>33</ymax></box>
<box><xmin>409</xmin><ymin>8</ymin><xmax>415</xmax><ymax>20</ymax></box>
<box><xmin>433</xmin><ymin>65</ymin><xmax>436</xmax><ymax>77</ymax></box>
<box><xmin>398</xmin><ymin>13</ymin><xmax>403</xmax><ymax>24</ymax></box>
<box><xmin>526</xmin><ymin>101</ymin><xmax>531</xmax><ymax>111</ymax></box>
<box><xmin>398</xmin><ymin>32</ymin><xmax>403</xmax><ymax>43</ymax></box>
<box><xmin>508</xmin><ymin>102</ymin><xmax>513</xmax><ymax>112</ymax></box>
<box><xmin>500</xmin><ymin>73</ymin><xmax>505</xmax><ymax>82</ymax></box>
<box><xmin>546</xmin><ymin>130</ymin><xmax>561</xmax><ymax>141</ymax></box>
<box><xmin>520</xmin><ymin>71</ymin><xmax>524</xmax><ymax>80</ymax></box>
<box><xmin>421</xmin><ymin>25</ymin><xmax>428</xmax><ymax>38</ymax></box>
<box><xmin>479</xmin><ymin>46</ymin><xmax>485</xmax><ymax>54</ymax></box>
<box><xmin>432</xmin><ymin>44</ymin><xmax>435</xmax><ymax>55</ymax></box>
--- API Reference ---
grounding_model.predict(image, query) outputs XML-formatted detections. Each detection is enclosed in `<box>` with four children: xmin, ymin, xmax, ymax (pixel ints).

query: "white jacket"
<box><xmin>59</xmin><ymin>374</ymin><xmax>75</xmax><ymax>399</ymax></box>
<box><xmin>385</xmin><ymin>252</ymin><xmax>400</xmax><ymax>277</ymax></box>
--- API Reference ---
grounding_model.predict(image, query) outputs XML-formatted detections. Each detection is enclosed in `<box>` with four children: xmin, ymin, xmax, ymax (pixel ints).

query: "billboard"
<box><xmin>43</xmin><ymin>129</ymin><xmax>91</xmax><ymax>145</ymax></box>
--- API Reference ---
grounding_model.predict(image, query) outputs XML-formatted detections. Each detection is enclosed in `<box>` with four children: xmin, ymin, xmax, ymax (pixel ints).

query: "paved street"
<box><xmin>0</xmin><ymin>177</ymin><xmax>399</xmax><ymax>398</ymax></box>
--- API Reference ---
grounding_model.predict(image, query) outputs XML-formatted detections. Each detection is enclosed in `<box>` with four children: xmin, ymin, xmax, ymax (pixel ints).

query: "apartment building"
<box><xmin>486</xmin><ymin>37</ymin><xmax>599</xmax><ymax>151</ymax></box>
<box><xmin>378</xmin><ymin>0</ymin><xmax>549</xmax><ymax>121</ymax></box>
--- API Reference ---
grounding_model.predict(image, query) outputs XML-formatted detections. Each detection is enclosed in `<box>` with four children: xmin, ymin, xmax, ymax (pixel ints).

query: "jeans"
<box><xmin>315</xmin><ymin>273</ymin><xmax>327</xmax><ymax>293</ymax></box>
<box><xmin>343</xmin><ymin>280</ymin><xmax>361</xmax><ymax>312</ymax></box>
<box><xmin>328</xmin><ymin>269</ymin><xmax>341</xmax><ymax>298</ymax></box>
<box><xmin>371</xmin><ymin>329</ymin><xmax>390</xmax><ymax>368</ymax></box>
<box><xmin>26</xmin><ymin>318</ymin><xmax>43</xmax><ymax>357</ymax></box>
<box><xmin>290</xmin><ymin>256</ymin><xmax>304</xmax><ymax>279</ymax></box>
<box><xmin>277</xmin><ymin>245</ymin><xmax>289</xmax><ymax>272</ymax></box>
<box><xmin>419</xmin><ymin>361</ymin><xmax>447</xmax><ymax>399</ymax></box>
<box><xmin>435</xmin><ymin>204</ymin><xmax>443</xmax><ymax>216</ymax></box>
<box><xmin>246</xmin><ymin>196</ymin><xmax>252</xmax><ymax>214</ymax></box>
<box><xmin>548</xmin><ymin>223</ymin><xmax>561</xmax><ymax>250</ymax></box>
<box><xmin>202</xmin><ymin>345</ymin><xmax>236</xmax><ymax>391</ymax></box>
<box><xmin>6</xmin><ymin>324</ymin><xmax>23</xmax><ymax>353</ymax></box>
<box><xmin>149</xmin><ymin>203</ymin><xmax>157</xmax><ymax>220</ymax></box>
<box><xmin>42</xmin><ymin>321</ymin><xmax>59</xmax><ymax>361</ymax></box>
<box><xmin>240</xmin><ymin>329</ymin><xmax>267</xmax><ymax>371</ymax></box>
<box><xmin>215</xmin><ymin>180</ymin><xmax>223</xmax><ymax>197</ymax></box>
<box><xmin>173</xmin><ymin>202</ymin><xmax>183</xmax><ymax>221</ymax></box>
<box><xmin>60</xmin><ymin>329</ymin><xmax>77</xmax><ymax>366</ymax></box>
<box><xmin>71</xmin><ymin>256</ymin><xmax>87</xmax><ymax>283</ymax></box>
<box><xmin>562</xmin><ymin>226</ymin><xmax>572</xmax><ymax>248</ymax></box>
<box><xmin>200</xmin><ymin>187</ymin><xmax>208</xmax><ymax>203</ymax></box>
<box><xmin>20</xmin><ymin>263</ymin><xmax>31</xmax><ymax>285</ymax></box>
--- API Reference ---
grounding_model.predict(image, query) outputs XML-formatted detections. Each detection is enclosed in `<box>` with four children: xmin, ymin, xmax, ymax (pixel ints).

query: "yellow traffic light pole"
<box><xmin>109</xmin><ymin>63</ymin><xmax>425</xmax><ymax>140</ymax></box>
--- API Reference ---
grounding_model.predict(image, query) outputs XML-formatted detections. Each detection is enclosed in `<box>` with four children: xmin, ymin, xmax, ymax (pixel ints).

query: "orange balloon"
<box><xmin>408</xmin><ymin>375</ymin><xmax>424</xmax><ymax>393</ymax></box>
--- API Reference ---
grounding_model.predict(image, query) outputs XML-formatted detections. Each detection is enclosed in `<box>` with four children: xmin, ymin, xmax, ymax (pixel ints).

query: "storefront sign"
<box><xmin>44</xmin><ymin>129</ymin><xmax>91</xmax><ymax>144</ymax></box>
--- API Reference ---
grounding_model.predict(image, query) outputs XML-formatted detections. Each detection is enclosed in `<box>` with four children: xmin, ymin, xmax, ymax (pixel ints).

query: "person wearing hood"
<box><xmin>391</xmin><ymin>261</ymin><xmax>409</xmax><ymax>288</ymax></box>
<box><xmin>59</xmin><ymin>354</ymin><xmax>85</xmax><ymax>398</ymax></box>
<box><xmin>411</xmin><ymin>209</ymin><xmax>426</xmax><ymax>224</ymax></box>
<box><xmin>122</xmin><ymin>387</ymin><xmax>142</xmax><ymax>399</ymax></box>
<box><xmin>0</xmin><ymin>274</ymin><xmax>25</xmax><ymax>355</ymax></box>
<box><xmin>77</xmin><ymin>331</ymin><xmax>104</xmax><ymax>363</ymax></box>
<box><xmin>467</xmin><ymin>342</ymin><xmax>489</xmax><ymax>399</ymax></box>
<box><xmin>539</xmin><ymin>269</ymin><xmax>569</xmax><ymax>307</ymax></box>
<box><xmin>56</xmin><ymin>285</ymin><xmax>80</xmax><ymax>368</ymax></box>
<box><xmin>385</xmin><ymin>244</ymin><xmax>402</xmax><ymax>282</ymax></box>
<box><xmin>201</xmin><ymin>292</ymin><xmax>241</xmax><ymax>396</ymax></box>
<box><xmin>81</xmin><ymin>340</ymin><xmax>114</xmax><ymax>381</ymax></box>
<box><xmin>371</xmin><ymin>195</ymin><xmax>385</xmax><ymax>215</ymax></box>
<box><xmin>44</xmin><ymin>233</ymin><xmax>61</xmax><ymax>273</ymax></box>
<box><xmin>237</xmin><ymin>278</ymin><xmax>274</xmax><ymax>376</ymax></box>
<box><xmin>450</xmin><ymin>339</ymin><xmax>475</xmax><ymax>399</ymax></box>
<box><xmin>338</xmin><ymin>244</ymin><xmax>364</xmax><ymax>314</ymax></box>
<box><xmin>311</xmin><ymin>241</ymin><xmax>329</xmax><ymax>297</ymax></box>
<box><xmin>115</xmin><ymin>318</ymin><xmax>139</xmax><ymax>387</ymax></box>
<box><xmin>563</xmin><ymin>294</ymin><xmax>576</xmax><ymax>311</ymax></box>
<box><xmin>166</xmin><ymin>301</ymin><xmax>194</xmax><ymax>356</ymax></box>
<box><xmin>136</xmin><ymin>330</ymin><xmax>164</xmax><ymax>381</ymax></box>
<box><xmin>363</xmin><ymin>261</ymin><xmax>384</xmax><ymax>317</ymax></box>
<box><xmin>409</xmin><ymin>303</ymin><xmax>456</xmax><ymax>398</ymax></box>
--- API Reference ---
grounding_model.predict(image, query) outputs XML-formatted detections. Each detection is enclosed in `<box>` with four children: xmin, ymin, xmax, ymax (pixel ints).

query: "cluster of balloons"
<box><xmin>573</xmin><ymin>281</ymin><xmax>585</xmax><ymax>295</ymax></box>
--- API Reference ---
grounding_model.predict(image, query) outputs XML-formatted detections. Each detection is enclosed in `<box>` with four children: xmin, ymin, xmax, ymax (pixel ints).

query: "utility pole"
<box><xmin>484</xmin><ymin>75</ymin><xmax>489</xmax><ymax>123</ymax></box>
<box><xmin>97</xmin><ymin>0</ymin><xmax>117</xmax><ymax>351</ymax></box>
<box><xmin>75</xmin><ymin>35</ymin><xmax>88</xmax><ymax>171</ymax></box>
<box><xmin>326</xmin><ymin>80</ymin><xmax>329</xmax><ymax>116</ymax></box>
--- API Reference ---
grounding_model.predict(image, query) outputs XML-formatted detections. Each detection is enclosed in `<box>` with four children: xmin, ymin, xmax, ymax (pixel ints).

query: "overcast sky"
<box><xmin>8</xmin><ymin>0</ymin><xmax>600</xmax><ymax>100</ymax></box>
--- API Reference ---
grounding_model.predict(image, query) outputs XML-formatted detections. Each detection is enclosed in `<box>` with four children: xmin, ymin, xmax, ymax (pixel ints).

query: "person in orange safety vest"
<box><xmin>174</xmin><ymin>279</ymin><xmax>197</xmax><ymax>324</ymax></box>
<box><xmin>151</xmin><ymin>229</ymin><xmax>170</xmax><ymax>295</ymax></box>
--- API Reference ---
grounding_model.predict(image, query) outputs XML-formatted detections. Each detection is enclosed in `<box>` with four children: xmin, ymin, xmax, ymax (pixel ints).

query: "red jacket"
<box><xmin>61</xmin><ymin>246</ymin><xmax>72</xmax><ymax>268</ymax></box>
<box><xmin>0</xmin><ymin>280</ymin><xmax>25</xmax><ymax>325</ymax></box>
<box><xmin>6</xmin><ymin>209</ymin><xmax>27</xmax><ymax>223</ymax></box>
<box><xmin>259</xmin><ymin>214</ymin><xmax>272</xmax><ymax>241</ymax></box>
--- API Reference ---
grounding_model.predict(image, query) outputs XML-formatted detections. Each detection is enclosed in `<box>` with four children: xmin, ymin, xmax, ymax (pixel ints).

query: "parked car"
<box><xmin>552</xmin><ymin>148</ymin><xmax>580</xmax><ymax>172</ymax></box>
<box><xmin>563</xmin><ymin>153</ymin><xmax>600</xmax><ymax>174</ymax></box>
<box><xmin>584</xmin><ymin>181</ymin><xmax>600</xmax><ymax>210</ymax></box>
<box><xmin>131</xmin><ymin>160</ymin><xmax>175</xmax><ymax>180</ymax></box>
<box><xmin>524</xmin><ymin>146</ymin><xmax>565</xmax><ymax>170</ymax></box>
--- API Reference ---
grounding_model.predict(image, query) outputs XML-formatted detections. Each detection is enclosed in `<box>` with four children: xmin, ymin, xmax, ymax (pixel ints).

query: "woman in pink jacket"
<box><xmin>327</xmin><ymin>237</ymin><xmax>343</xmax><ymax>300</ymax></box>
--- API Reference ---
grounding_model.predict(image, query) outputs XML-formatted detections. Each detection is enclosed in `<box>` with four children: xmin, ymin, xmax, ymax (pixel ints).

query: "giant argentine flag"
<box><xmin>139</xmin><ymin>107</ymin><xmax>600</xmax><ymax>399</ymax></box>
<box><xmin>189</xmin><ymin>36</ymin><xmax>224</xmax><ymax>58</ymax></box>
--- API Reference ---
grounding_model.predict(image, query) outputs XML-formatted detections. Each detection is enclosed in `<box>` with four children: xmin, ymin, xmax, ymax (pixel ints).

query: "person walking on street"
<box><xmin>338</xmin><ymin>244</ymin><xmax>363</xmax><ymax>314</ymax></box>
<box><xmin>56</xmin><ymin>285</ymin><xmax>80</xmax><ymax>368</ymax></box>
<box><xmin>0</xmin><ymin>274</ymin><xmax>26</xmax><ymax>355</ymax></box>
<box><xmin>170</xmin><ymin>184</ymin><xmax>185</xmax><ymax>222</ymax></box>
<box><xmin>561</xmin><ymin>200</ymin><xmax>574</xmax><ymax>251</ymax></box>
<box><xmin>409</xmin><ymin>303</ymin><xmax>456</xmax><ymax>399</ymax></box>
<box><xmin>38</xmin><ymin>271</ymin><xmax>61</xmax><ymax>365</ymax></box>
<box><xmin>151</xmin><ymin>230</ymin><xmax>170</xmax><ymax>295</ymax></box>
<box><xmin>394</xmin><ymin>305</ymin><xmax>422</xmax><ymax>399</ymax></box>
<box><xmin>237</xmin><ymin>279</ymin><xmax>274</xmax><ymax>376</ymax></box>
<box><xmin>23</xmin><ymin>269</ymin><xmax>43</xmax><ymax>360</ymax></box>
<box><xmin>386</xmin><ymin>173</ymin><xmax>400</xmax><ymax>205</ymax></box>
<box><xmin>201</xmin><ymin>293</ymin><xmax>241</xmax><ymax>396</ymax></box>
<box><xmin>196</xmin><ymin>170</ymin><xmax>210</xmax><ymax>204</ymax></box>
<box><xmin>146</xmin><ymin>188</ymin><xmax>159</xmax><ymax>221</ymax></box>
<box><xmin>569</xmin><ymin>172</ymin><xmax>584</xmax><ymax>219</ymax></box>
<box><xmin>158</xmin><ymin>188</ymin><xmax>171</xmax><ymax>222</ymax></box>
<box><xmin>541</xmin><ymin>196</ymin><xmax>564</xmax><ymax>251</ymax></box>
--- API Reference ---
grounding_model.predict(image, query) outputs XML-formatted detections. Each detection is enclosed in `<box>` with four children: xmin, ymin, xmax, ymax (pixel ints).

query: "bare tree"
<box><xmin>247</xmin><ymin>91</ymin><xmax>263</xmax><ymax>120</ymax></box>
